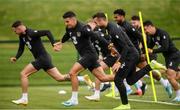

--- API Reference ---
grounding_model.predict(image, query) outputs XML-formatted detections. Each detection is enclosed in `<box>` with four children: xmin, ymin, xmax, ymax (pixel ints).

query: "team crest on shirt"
<box><xmin>157</xmin><ymin>36</ymin><xmax>160</xmax><ymax>41</ymax></box>
<box><xmin>95</xmin><ymin>40</ymin><xmax>99</xmax><ymax>44</ymax></box>
<box><xmin>77</xmin><ymin>32</ymin><xmax>81</xmax><ymax>37</ymax></box>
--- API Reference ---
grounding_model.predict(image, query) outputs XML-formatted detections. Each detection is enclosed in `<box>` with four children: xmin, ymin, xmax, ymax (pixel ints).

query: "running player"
<box><xmin>130</xmin><ymin>15</ymin><xmax>172</xmax><ymax>97</ymax></box>
<box><xmin>143</xmin><ymin>20</ymin><xmax>180</xmax><ymax>102</ymax></box>
<box><xmin>113</xmin><ymin>9</ymin><xmax>172</xmax><ymax>97</ymax></box>
<box><xmin>93</xmin><ymin>12</ymin><xmax>167</xmax><ymax>109</ymax></box>
<box><xmin>10</xmin><ymin>20</ymin><xmax>68</xmax><ymax>106</ymax></box>
<box><xmin>55</xmin><ymin>11</ymin><xmax>117</xmax><ymax>107</ymax></box>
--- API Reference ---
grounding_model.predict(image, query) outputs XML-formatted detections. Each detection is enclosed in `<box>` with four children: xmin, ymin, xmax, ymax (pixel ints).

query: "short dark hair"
<box><xmin>94</xmin><ymin>12</ymin><xmax>106</xmax><ymax>19</ymax></box>
<box><xmin>92</xmin><ymin>14</ymin><xmax>97</xmax><ymax>19</ymax></box>
<box><xmin>131</xmin><ymin>15</ymin><xmax>140</xmax><ymax>20</ymax></box>
<box><xmin>11</xmin><ymin>20</ymin><xmax>23</xmax><ymax>28</ymax></box>
<box><xmin>143</xmin><ymin>20</ymin><xmax>154</xmax><ymax>26</ymax></box>
<box><xmin>113</xmin><ymin>9</ymin><xmax>125</xmax><ymax>16</ymax></box>
<box><xmin>62</xmin><ymin>11</ymin><xmax>76</xmax><ymax>19</ymax></box>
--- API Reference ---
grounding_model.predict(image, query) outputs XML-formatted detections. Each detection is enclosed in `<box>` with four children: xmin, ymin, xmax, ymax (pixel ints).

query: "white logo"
<box><xmin>69</xmin><ymin>32</ymin><xmax>72</xmax><ymax>36</ymax></box>
<box><xmin>101</xmin><ymin>33</ymin><xmax>104</xmax><ymax>37</ymax></box>
<box><xmin>26</xmin><ymin>41</ymin><xmax>32</xmax><ymax>50</ymax></box>
<box><xmin>87</xmin><ymin>28</ymin><xmax>91</xmax><ymax>32</ymax></box>
<box><xmin>132</xmin><ymin>28</ymin><xmax>135</xmax><ymax>31</ymax></box>
<box><xmin>120</xmin><ymin>62</ymin><xmax>126</xmax><ymax>69</ymax></box>
<box><xmin>72</xmin><ymin>36</ymin><xmax>78</xmax><ymax>45</ymax></box>
<box><xmin>169</xmin><ymin>62</ymin><xmax>172</xmax><ymax>66</ymax></box>
<box><xmin>163</xmin><ymin>35</ymin><xmax>166</xmax><ymax>39</ymax></box>
<box><xmin>116</xmin><ymin>35</ymin><xmax>119</xmax><ymax>39</ymax></box>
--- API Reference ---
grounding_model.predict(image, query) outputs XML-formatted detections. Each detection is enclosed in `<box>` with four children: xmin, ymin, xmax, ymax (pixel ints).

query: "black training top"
<box><xmin>106</xmin><ymin>22</ymin><xmax>137</xmax><ymax>63</ymax></box>
<box><xmin>148</xmin><ymin>28</ymin><xmax>179</xmax><ymax>57</ymax></box>
<box><xmin>92</xmin><ymin>27</ymin><xmax>111</xmax><ymax>57</ymax></box>
<box><xmin>15</xmin><ymin>28</ymin><xmax>55</xmax><ymax>59</ymax></box>
<box><xmin>118</xmin><ymin>20</ymin><xmax>142</xmax><ymax>52</ymax></box>
<box><xmin>61</xmin><ymin>21</ymin><xmax>98</xmax><ymax>56</ymax></box>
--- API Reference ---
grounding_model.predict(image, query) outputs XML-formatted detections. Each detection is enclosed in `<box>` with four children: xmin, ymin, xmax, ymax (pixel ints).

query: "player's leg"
<box><xmin>12</xmin><ymin>63</ymin><xmax>38</xmax><ymax>105</ymax></box>
<box><xmin>62</xmin><ymin>62</ymin><xmax>84</xmax><ymax>106</ymax></box>
<box><xmin>165</xmin><ymin>55</ymin><xmax>180</xmax><ymax>102</ymax></box>
<box><xmin>46</xmin><ymin>67</ymin><xmax>68</xmax><ymax>81</ymax></box>
<box><xmin>85</xmin><ymin>61</ymin><xmax>109</xmax><ymax>101</ymax></box>
<box><xmin>176</xmin><ymin>70</ymin><xmax>180</xmax><ymax>80</ymax></box>
<box><xmin>166</xmin><ymin>69</ymin><xmax>180</xmax><ymax>102</ymax></box>
<box><xmin>113</xmin><ymin>61</ymin><xmax>132</xmax><ymax>110</ymax></box>
<box><xmin>138</xmin><ymin>59</ymin><xmax>172</xmax><ymax>97</ymax></box>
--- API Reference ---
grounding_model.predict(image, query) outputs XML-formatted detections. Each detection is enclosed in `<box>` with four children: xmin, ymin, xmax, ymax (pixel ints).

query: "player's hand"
<box><xmin>148</xmin><ymin>48</ymin><xmax>153</xmax><ymax>53</ymax></box>
<box><xmin>110</xmin><ymin>47</ymin><xmax>119</xmax><ymax>57</ymax></box>
<box><xmin>112</xmin><ymin>62</ymin><xmax>121</xmax><ymax>72</ymax></box>
<box><xmin>10</xmin><ymin>57</ymin><xmax>16</xmax><ymax>63</ymax></box>
<box><xmin>140</xmin><ymin>54</ymin><xmax>146</xmax><ymax>61</ymax></box>
<box><xmin>108</xmin><ymin>43</ymin><xmax>119</xmax><ymax>57</ymax></box>
<box><xmin>53</xmin><ymin>42</ymin><xmax>62</xmax><ymax>51</ymax></box>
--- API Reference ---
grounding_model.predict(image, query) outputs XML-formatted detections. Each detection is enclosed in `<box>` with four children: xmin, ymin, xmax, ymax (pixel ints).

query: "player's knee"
<box><xmin>69</xmin><ymin>72</ymin><xmax>77</xmax><ymax>77</ymax></box>
<box><xmin>20</xmin><ymin>71</ymin><xmax>27</xmax><ymax>77</ymax></box>
<box><xmin>126</xmin><ymin>80</ymin><xmax>134</xmax><ymax>85</ymax></box>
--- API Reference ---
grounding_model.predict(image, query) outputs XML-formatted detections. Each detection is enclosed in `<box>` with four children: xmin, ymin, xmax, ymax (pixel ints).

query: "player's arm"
<box><xmin>152</xmin><ymin>34</ymin><xmax>169</xmax><ymax>54</ymax></box>
<box><xmin>116</xmin><ymin>34</ymin><xmax>129</xmax><ymax>63</ymax></box>
<box><xmin>31</xmin><ymin>30</ymin><xmax>56</xmax><ymax>46</ymax></box>
<box><xmin>125</xmin><ymin>23</ymin><xmax>142</xmax><ymax>40</ymax></box>
<box><xmin>142</xmin><ymin>35</ymin><xmax>155</xmax><ymax>55</ymax></box>
<box><xmin>10</xmin><ymin>37</ymin><xmax>25</xmax><ymax>63</ymax></box>
<box><xmin>94</xmin><ymin>32</ymin><xmax>120</xmax><ymax>58</ymax></box>
<box><xmin>111</xmin><ymin>33</ymin><xmax>129</xmax><ymax>72</ymax></box>
<box><xmin>53</xmin><ymin>32</ymin><xmax>71</xmax><ymax>51</ymax></box>
<box><xmin>61</xmin><ymin>32</ymin><xmax>70</xmax><ymax>43</ymax></box>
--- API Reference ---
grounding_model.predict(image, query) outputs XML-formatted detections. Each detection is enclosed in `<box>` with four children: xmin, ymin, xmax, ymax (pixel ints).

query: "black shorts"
<box><xmin>31</xmin><ymin>54</ymin><xmax>54</xmax><ymax>71</ymax></box>
<box><xmin>78</xmin><ymin>54</ymin><xmax>100</xmax><ymax>72</ymax></box>
<box><xmin>103</xmin><ymin>55</ymin><xmax>119</xmax><ymax>67</ymax></box>
<box><xmin>165</xmin><ymin>51</ymin><xmax>180</xmax><ymax>71</ymax></box>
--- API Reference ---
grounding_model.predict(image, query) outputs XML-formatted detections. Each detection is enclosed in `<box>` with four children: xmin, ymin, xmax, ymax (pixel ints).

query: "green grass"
<box><xmin>0</xmin><ymin>85</ymin><xmax>180</xmax><ymax>109</ymax></box>
<box><xmin>0</xmin><ymin>0</ymin><xmax>180</xmax><ymax>40</ymax></box>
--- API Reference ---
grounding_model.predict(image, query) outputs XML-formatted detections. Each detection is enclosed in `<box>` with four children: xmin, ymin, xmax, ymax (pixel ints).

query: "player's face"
<box><xmin>114</xmin><ymin>14</ymin><xmax>122</xmax><ymax>23</ymax></box>
<box><xmin>64</xmin><ymin>17</ymin><xmax>77</xmax><ymax>29</ymax></box>
<box><xmin>131</xmin><ymin>20</ymin><xmax>140</xmax><ymax>29</ymax></box>
<box><xmin>87</xmin><ymin>21</ymin><xmax>97</xmax><ymax>30</ymax></box>
<box><xmin>144</xmin><ymin>25</ymin><xmax>154</xmax><ymax>35</ymax></box>
<box><xmin>94</xmin><ymin>18</ymin><xmax>106</xmax><ymax>28</ymax></box>
<box><xmin>12</xmin><ymin>25</ymin><xmax>25</xmax><ymax>35</ymax></box>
